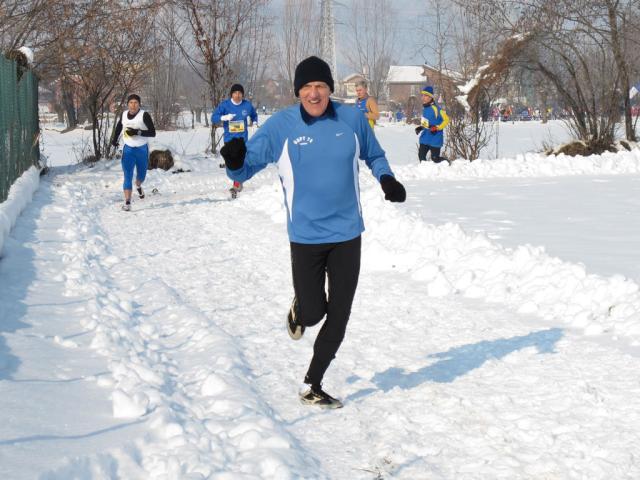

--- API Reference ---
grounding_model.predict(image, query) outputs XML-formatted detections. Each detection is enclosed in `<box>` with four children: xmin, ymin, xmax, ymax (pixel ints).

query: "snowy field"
<box><xmin>2</xmin><ymin>118</ymin><xmax>640</xmax><ymax>479</ymax></box>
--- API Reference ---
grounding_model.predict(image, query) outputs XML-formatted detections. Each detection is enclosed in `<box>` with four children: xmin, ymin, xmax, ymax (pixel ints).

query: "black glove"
<box><xmin>415</xmin><ymin>126</ymin><xmax>424</xmax><ymax>135</ymax></box>
<box><xmin>220</xmin><ymin>137</ymin><xmax>246</xmax><ymax>170</ymax></box>
<box><xmin>380</xmin><ymin>175</ymin><xmax>406</xmax><ymax>203</ymax></box>
<box><xmin>126</xmin><ymin>128</ymin><xmax>140</xmax><ymax>136</ymax></box>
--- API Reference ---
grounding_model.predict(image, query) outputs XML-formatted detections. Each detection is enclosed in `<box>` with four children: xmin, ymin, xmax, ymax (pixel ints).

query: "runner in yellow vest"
<box><xmin>355</xmin><ymin>81</ymin><xmax>380</xmax><ymax>129</ymax></box>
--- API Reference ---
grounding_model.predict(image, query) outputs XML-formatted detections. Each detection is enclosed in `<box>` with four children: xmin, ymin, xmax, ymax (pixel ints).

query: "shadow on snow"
<box><xmin>348</xmin><ymin>328</ymin><xmax>563</xmax><ymax>401</ymax></box>
<box><xmin>0</xmin><ymin>176</ymin><xmax>53</xmax><ymax>380</ymax></box>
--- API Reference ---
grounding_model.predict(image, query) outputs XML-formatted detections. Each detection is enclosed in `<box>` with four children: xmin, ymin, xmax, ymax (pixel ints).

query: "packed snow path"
<box><xmin>2</xmin><ymin>153</ymin><xmax>640</xmax><ymax>478</ymax></box>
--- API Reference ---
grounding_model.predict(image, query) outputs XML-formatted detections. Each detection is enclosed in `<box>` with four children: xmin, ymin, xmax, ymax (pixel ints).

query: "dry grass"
<box><xmin>545</xmin><ymin>141</ymin><xmax>618</xmax><ymax>157</ymax></box>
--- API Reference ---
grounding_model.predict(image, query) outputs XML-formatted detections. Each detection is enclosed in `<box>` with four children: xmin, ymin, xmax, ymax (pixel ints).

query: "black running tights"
<box><xmin>418</xmin><ymin>144</ymin><xmax>444</xmax><ymax>163</ymax></box>
<box><xmin>290</xmin><ymin>236</ymin><xmax>361</xmax><ymax>386</ymax></box>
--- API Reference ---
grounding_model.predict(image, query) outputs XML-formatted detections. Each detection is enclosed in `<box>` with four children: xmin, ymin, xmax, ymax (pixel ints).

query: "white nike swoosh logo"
<box><xmin>336</xmin><ymin>133</ymin><xmax>344</xmax><ymax>137</ymax></box>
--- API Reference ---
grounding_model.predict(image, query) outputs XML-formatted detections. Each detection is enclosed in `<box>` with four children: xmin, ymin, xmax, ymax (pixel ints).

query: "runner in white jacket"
<box><xmin>112</xmin><ymin>94</ymin><xmax>156</xmax><ymax>211</ymax></box>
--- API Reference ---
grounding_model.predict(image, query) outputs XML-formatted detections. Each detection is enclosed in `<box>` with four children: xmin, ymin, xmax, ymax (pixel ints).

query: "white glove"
<box><xmin>221</xmin><ymin>113</ymin><xmax>235</xmax><ymax>121</ymax></box>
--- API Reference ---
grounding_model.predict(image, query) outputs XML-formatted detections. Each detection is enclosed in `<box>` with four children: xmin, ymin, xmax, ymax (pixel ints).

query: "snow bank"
<box><xmin>396</xmin><ymin>148</ymin><xmax>640</xmax><ymax>180</ymax></box>
<box><xmin>359</xmin><ymin>189</ymin><xmax>640</xmax><ymax>344</ymax></box>
<box><xmin>0</xmin><ymin>166</ymin><xmax>40</xmax><ymax>256</ymax></box>
<box><xmin>247</xmin><ymin>177</ymin><xmax>640</xmax><ymax>345</ymax></box>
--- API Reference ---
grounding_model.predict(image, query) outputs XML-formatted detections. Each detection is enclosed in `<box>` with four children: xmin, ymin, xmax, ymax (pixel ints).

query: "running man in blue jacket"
<box><xmin>220</xmin><ymin>56</ymin><xmax>406</xmax><ymax>408</ymax></box>
<box><xmin>211</xmin><ymin>83</ymin><xmax>258</xmax><ymax>197</ymax></box>
<box><xmin>415</xmin><ymin>85</ymin><xmax>449</xmax><ymax>163</ymax></box>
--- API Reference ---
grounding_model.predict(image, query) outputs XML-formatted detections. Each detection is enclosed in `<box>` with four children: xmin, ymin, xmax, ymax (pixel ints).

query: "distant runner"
<box><xmin>355</xmin><ymin>80</ymin><xmax>380</xmax><ymax>129</ymax></box>
<box><xmin>211</xmin><ymin>84</ymin><xmax>258</xmax><ymax>199</ymax></box>
<box><xmin>415</xmin><ymin>85</ymin><xmax>450</xmax><ymax>164</ymax></box>
<box><xmin>112</xmin><ymin>94</ymin><xmax>156</xmax><ymax>211</ymax></box>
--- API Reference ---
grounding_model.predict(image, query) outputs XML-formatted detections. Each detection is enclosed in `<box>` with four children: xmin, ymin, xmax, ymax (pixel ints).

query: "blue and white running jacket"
<box><xmin>226</xmin><ymin>101</ymin><xmax>395</xmax><ymax>244</ymax></box>
<box><xmin>211</xmin><ymin>99</ymin><xmax>258</xmax><ymax>143</ymax></box>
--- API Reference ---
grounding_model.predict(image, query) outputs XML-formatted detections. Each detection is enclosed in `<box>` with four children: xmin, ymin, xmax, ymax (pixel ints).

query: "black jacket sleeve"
<box><xmin>140</xmin><ymin>112</ymin><xmax>156</xmax><ymax>137</ymax></box>
<box><xmin>112</xmin><ymin>118</ymin><xmax>123</xmax><ymax>144</ymax></box>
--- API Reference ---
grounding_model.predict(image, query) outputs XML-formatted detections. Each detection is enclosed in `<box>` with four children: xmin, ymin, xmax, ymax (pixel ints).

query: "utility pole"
<box><xmin>320</xmin><ymin>0</ymin><xmax>337</xmax><ymax>82</ymax></box>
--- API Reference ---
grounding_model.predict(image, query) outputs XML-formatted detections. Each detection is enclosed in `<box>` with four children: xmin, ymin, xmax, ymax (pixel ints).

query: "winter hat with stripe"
<box><xmin>421</xmin><ymin>86</ymin><xmax>434</xmax><ymax>98</ymax></box>
<box><xmin>294</xmin><ymin>56</ymin><xmax>334</xmax><ymax>97</ymax></box>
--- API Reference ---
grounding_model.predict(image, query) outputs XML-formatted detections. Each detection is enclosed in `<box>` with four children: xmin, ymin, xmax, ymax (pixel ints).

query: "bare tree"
<box><xmin>0</xmin><ymin>0</ymin><xmax>50</xmax><ymax>52</ymax></box>
<box><xmin>562</xmin><ymin>0</ymin><xmax>639</xmax><ymax>141</ymax></box>
<box><xmin>522</xmin><ymin>32</ymin><xmax>618</xmax><ymax>148</ymax></box>
<box><xmin>36</xmin><ymin>1</ymin><xmax>88</xmax><ymax>130</ymax></box>
<box><xmin>171</xmin><ymin>0</ymin><xmax>267</xmax><ymax>153</ymax></box>
<box><xmin>148</xmin><ymin>6</ymin><xmax>181</xmax><ymax>130</ymax></box>
<box><xmin>228</xmin><ymin>8</ymin><xmax>276</xmax><ymax>104</ymax></box>
<box><xmin>278</xmin><ymin>0</ymin><xmax>321</xmax><ymax>101</ymax></box>
<box><xmin>176</xmin><ymin>67</ymin><xmax>210</xmax><ymax>128</ymax></box>
<box><xmin>424</xmin><ymin>2</ymin><xmax>503</xmax><ymax>160</ymax></box>
<box><xmin>457</xmin><ymin>0</ymin><xmax>640</xmax><ymax>150</ymax></box>
<box><xmin>413</xmin><ymin>0</ymin><xmax>455</xmax><ymax>74</ymax></box>
<box><xmin>3</xmin><ymin>1</ymin><xmax>86</xmax><ymax>130</ymax></box>
<box><xmin>452</xmin><ymin>31</ymin><xmax>526</xmax><ymax>159</ymax></box>
<box><xmin>65</xmin><ymin>1</ymin><xmax>157</xmax><ymax>160</ymax></box>
<box><xmin>343</xmin><ymin>0</ymin><xmax>397</xmax><ymax>100</ymax></box>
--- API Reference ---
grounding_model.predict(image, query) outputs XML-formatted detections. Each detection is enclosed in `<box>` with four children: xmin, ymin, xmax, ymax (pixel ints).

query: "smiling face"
<box><xmin>127</xmin><ymin>98</ymin><xmax>140</xmax><ymax>114</ymax></box>
<box><xmin>299</xmin><ymin>81</ymin><xmax>330</xmax><ymax>117</ymax></box>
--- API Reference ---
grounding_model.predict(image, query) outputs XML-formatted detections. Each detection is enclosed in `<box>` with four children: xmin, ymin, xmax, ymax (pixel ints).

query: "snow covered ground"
<box><xmin>2</xmin><ymin>119</ymin><xmax>640</xmax><ymax>479</ymax></box>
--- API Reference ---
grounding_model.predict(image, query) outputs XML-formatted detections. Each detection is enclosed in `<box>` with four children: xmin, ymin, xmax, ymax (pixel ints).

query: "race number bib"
<box><xmin>421</xmin><ymin>117</ymin><xmax>430</xmax><ymax>128</ymax></box>
<box><xmin>229</xmin><ymin>120</ymin><xmax>245</xmax><ymax>133</ymax></box>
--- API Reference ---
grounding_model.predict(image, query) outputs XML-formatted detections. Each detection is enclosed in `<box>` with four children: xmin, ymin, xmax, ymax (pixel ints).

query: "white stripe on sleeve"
<box><xmin>277</xmin><ymin>139</ymin><xmax>294</xmax><ymax>222</ymax></box>
<box><xmin>353</xmin><ymin>133</ymin><xmax>362</xmax><ymax>215</ymax></box>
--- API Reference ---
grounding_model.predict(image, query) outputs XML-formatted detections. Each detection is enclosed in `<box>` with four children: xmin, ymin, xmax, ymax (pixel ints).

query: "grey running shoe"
<box><xmin>299</xmin><ymin>384</ymin><xmax>343</xmax><ymax>409</ymax></box>
<box><xmin>287</xmin><ymin>297</ymin><xmax>305</xmax><ymax>340</ymax></box>
<box><xmin>121</xmin><ymin>203</ymin><xmax>131</xmax><ymax>211</ymax></box>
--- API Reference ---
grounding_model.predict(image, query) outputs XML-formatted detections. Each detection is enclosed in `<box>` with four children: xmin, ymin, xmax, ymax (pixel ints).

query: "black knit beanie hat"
<box><xmin>293</xmin><ymin>56</ymin><xmax>334</xmax><ymax>97</ymax></box>
<box><xmin>230</xmin><ymin>84</ymin><xmax>244</xmax><ymax>96</ymax></box>
<box><xmin>127</xmin><ymin>94</ymin><xmax>141</xmax><ymax>103</ymax></box>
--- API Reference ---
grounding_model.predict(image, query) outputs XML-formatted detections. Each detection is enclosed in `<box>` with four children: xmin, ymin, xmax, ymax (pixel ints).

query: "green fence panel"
<box><xmin>0</xmin><ymin>55</ymin><xmax>40</xmax><ymax>203</ymax></box>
